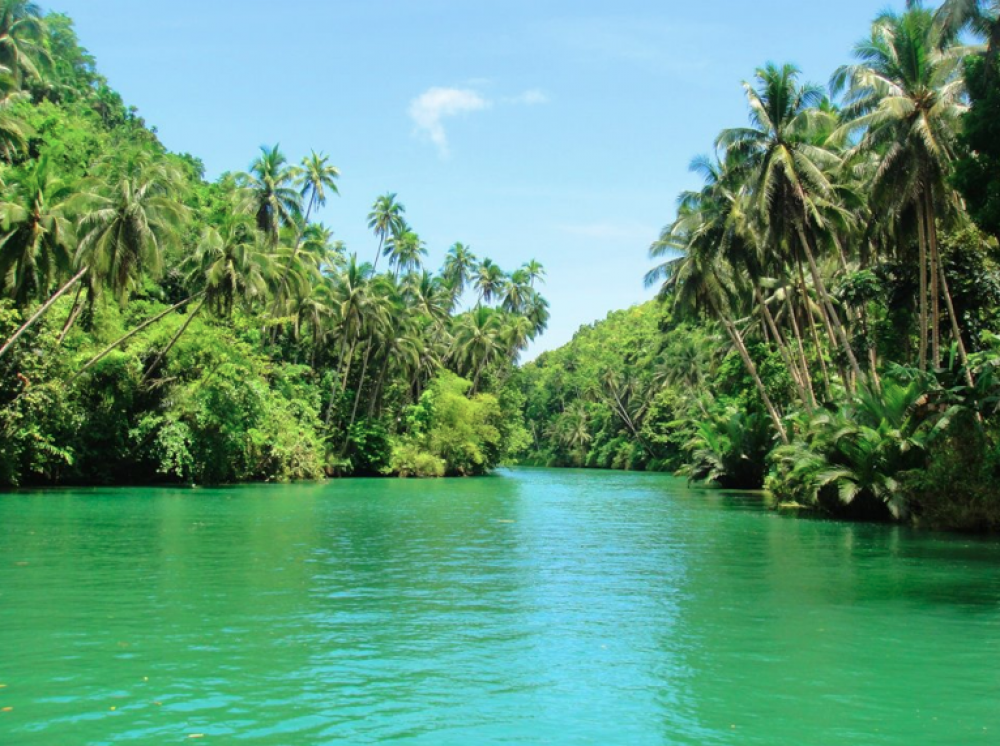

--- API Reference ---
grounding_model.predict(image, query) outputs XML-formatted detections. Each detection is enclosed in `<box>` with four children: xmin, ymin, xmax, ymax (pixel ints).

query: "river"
<box><xmin>1</xmin><ymin>468</ymin><xmax>998</xmax><ymax>744</ymax></box>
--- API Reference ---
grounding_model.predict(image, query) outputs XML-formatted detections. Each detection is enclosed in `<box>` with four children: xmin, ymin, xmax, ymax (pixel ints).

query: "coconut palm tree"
<box><xmin>925</xmin><ymin>0</ymin><xmax>1000</xmax><ymax>58</ymax></box>
<box><xmin>442</xmin><ymin>242</ymin><xmax>477</xmax><ymax>300</ymax></box>
<box><xmin>326</xmin><ymin>255</ymin><xmax>370</xmax><ymax>424</ymax></box>
<box><xmin>0</xmin><ymin>0</ymin><xmax>49</xmax><ymax>89</ymax></box>
<box><xmin>242</xmin><ymin>145</ymin><xmax>301</xmax><ymax>246</ymax></box>
<box><xmin>522</xmin><ymin>259</ymin><xmax>546</xmax><ymax>287</ymax></box>
<box><xmin>141</xmin><ymin>213</ymin><xmax>272</xmax><ymax>384</ymax></box>
<box><xmin>474</xmin><ymin>258</ymin><xmax>506</xmax><ymax>306</ymax></box>
<box><xmin>452</xmin><ymin>305</ymin><xmax>503</xmax><ymax>393</ymax></box>
<box><xmin>384</xmin><ymin>228</ymin><xmax>426</xmax><ymax>278</ymax></box>
<box><xmin>648</xmin><ymin>197</ymin><xmax>790</xmax><ymax>443</ymax></box>
<box><xmin>296</xmin><ymin>150</ymin><xmax>340</xmax><ymax>225</ymax></box>
<box><xmin>718</xmin><ymin>63</ymin><xmax>863</xmax><ymax>385</ymax></box>
<box><xmin>832</xmin><ymin>7</ymin><xmax>970</xmax><ymax>371</ymax></box>
<box><xmin>367</xmin><ymin>192</ymin><xmax>406</xmax><ymax>273</ymax></box>
<box><xmin>0</xmin><ymin>157</ymin><xmax>76</xmax><ymax>306</ymax></box>
<box><xmin>75</xmin><ymin>160</ymin><xmax>187</xmax><ymax>303</ymax></box>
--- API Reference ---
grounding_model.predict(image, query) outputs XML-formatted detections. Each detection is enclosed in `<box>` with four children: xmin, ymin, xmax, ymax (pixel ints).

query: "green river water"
<box><xmin>1</xmin><ymin>468</ymin><xmax>998</xmax><ymax>745</ymax></box>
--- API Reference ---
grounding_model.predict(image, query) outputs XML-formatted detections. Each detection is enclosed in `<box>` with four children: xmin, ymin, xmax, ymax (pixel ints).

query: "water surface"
<box><xmin>1</xmin><ymin>468</ymin><xmax>998</xmax><ymax>744</ymax></box>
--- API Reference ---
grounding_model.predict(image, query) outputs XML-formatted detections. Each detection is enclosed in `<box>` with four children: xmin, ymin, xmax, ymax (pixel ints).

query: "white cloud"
<box><xmin>408</xmin><ymin>86</ymin><xmax>548</xmax><ymax>157</ymax></box>
<box><xmin>408</xmin><ymin>87</ymin><xmax>490</xmax><ymax>158</ymax></box>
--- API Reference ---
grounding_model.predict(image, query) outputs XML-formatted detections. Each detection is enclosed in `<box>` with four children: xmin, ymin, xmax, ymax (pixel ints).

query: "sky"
<box><xmin>48</xmin><ymin>0</ymin><xmax>905</xmax><ymax>358</ymax></box>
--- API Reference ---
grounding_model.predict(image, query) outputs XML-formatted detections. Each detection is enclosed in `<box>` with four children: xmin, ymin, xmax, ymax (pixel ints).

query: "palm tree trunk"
<box><xmin>348</xmin><ymin>337</ymin><xmax>375</xmax><ymax>431</ymax></box>
<box><xmin>932</xmin><ymin>230</ymin><xmax>974</xmax><ymax>388</ymax></box>
<box><xmin>924</xmin><ymin>190</ymin><xmax>943</xmax><ymax>368</ymax></box>
<box><xmin>68</xmin><ymin>294</ymin><xmax>201</xmax><ymax>384</ymax></box>
<box><xmin>916</xmin><ymin>199</ymin><xmax>929</xmax><ymax>371</ymax></box>
<box><xmin>0</xmin><ymin>266</ymin><xmax>89</xmax><ymax>361</ymax></box>
<box><xmin>472</xmin><ymin>357</ymin><xmax>486</xmax><ymax>395</ymax></box>
<box><xmin>372</xmin><ymin>235</ymin><xmax>385</xmax><ymax>273</ymax></box>
<box><xmin>783</xmin><ymin>290</ymin><xmax>819</xmax><ymax>405</ymax></box>
<box><xmin>369</xmin><ymin>352</ymin><xmax>392</xmax><ymax>419</ymax></box>
<box><xmin>718</xmin><ymin>313</ymin><xmax>789</xmax><ymax>445</ymax></box>
<box><xmin>755</xmin><ymin>284</ymin><xmax>813</xmax><ymax>410</ymax></box>
<box><xmin>795</xmin><ymin>222</ymin><xmax>864</xmax><ymax>386</ymax></box>
<box><xmin>57</xmin><ymin>282</ymin><xmax>86</xmax><ymax>345</ymax></box>
<box><xmin>327</xmin><ymin>336</ymin><xmax>357</xmax><ymax>425</ymax></box>
<box><xmin>141</xmin><ymin>299</ymin><xmax>206</xmax><ymax>385</ymax></box>
<box><xmin>795</xmin><ymin>263</ymin><xmax>833</xmax><ymax>398</ymax></box>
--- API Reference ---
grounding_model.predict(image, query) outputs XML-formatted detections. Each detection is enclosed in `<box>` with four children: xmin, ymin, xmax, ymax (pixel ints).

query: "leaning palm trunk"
<box><xmin>346</xmin><ymin>337</ymin><xmax>375</xmax><ymax>436</ymax></box>
<box><xmin>68</xmin><ymin>294</ymin><xmax>202</xmax><ymax>384</ymax></box>
<box><xmin>755</xmin><ymin>284</ymin><xmax>814</xmax><ymax>409</ymax></box>
<box><xmin>925</xmin><ymin>192</ymin><xmax>974</xmax><ymax>388</ymax></box>
<box><xmin>795</xmin><ymin>222</ymin><xmax>864</xmax><ymax>386</ymax></box>
<box><xmin>0</xmin><ymin>267</ymin><xmax>90</xmax><ymax>361</ymax></box>
<box><xmin>369</xmin><ymin>351</ymin><xmax>393</xmax><ymax>419</ymax></box>
<box><xmin>924</xmin><ymin>190</ymin><xmax>949</xmax><ymax>369</ymax></box>
<box><xmin>326</xmin><ymin>336</ymin><xmax>357</xmax><ymax>426</ymax></box>
<box><xmin>784</xmin><ymin>291</ymin><xmax>822</xmax><ymax>404</ymax></box>
<box><xmin>719</xmin><ymin>316</ymin><xmax>789</xmax><ymax>445</ymax></box>
<box><xmin>794</xmin><ymin>263</ymin><xmax>833</xmax><ymax>398</ymax></box>
<box><xmin>710</xmin><ymin>297</ymin><xmax>788</xmax><ymax>445</ymax></box>
<box><xmin>915</xmin><ymin>200</ymin><xmax>930</xmax><ymax>371</ymax></box>
<box><xmin>141</xmin><ymin>299</ymin><xmax>206</xmax><ymax>385</ymax></box>
<box><xmin>57</xmin><ymin>282</ymin><xmax>86</xmax><ymax>345</ymax></box>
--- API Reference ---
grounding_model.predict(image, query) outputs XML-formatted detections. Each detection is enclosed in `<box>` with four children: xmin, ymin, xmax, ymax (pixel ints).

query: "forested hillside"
<box><xmin>0</xmin><ymin>3</ymin><xmax>545</xmax><ymax>485</ymax></box>
<box><xmin>524</xmin><ymin>1</ymin><xmax>1000</xmax><ymax>531</ymax></box>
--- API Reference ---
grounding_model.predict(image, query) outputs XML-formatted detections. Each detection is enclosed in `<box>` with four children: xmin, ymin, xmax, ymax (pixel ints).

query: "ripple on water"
<box><xmin>1</xmin><ymin>470</ymin><xmax>999</xmax><ymax>744</ymax></box>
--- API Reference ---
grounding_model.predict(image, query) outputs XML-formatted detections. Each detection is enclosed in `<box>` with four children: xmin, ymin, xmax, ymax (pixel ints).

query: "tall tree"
<box><xmin>833</xmin><ymin>6</ymin><xmax>970</xmax><ymax>370</ymax></box>
<box><xmin>296</xmin><ymin>150</ymin><xmax>340</xmax><ymax>225</ymax></box>
<box><xmin>0</xmin><ymin>157</ymin><xmax>76</xmax><ymax>306</ymax></box>
<box><xmin>0</xmin><ymin>0</ymin><xmax>48</xmax><ymax>88</ymax></box>
<box><xmin>719</xmin><ymin>62</ymin><xmax>863</xmax><ymax>385</ymax></box>
<box><xmin>366</xmin><ymin>193</ymin><xmax>405</xmax><ymax>273</ymax></box>
<box><xmin>243</xmin><ymin>145</ymin><xmax>301</xmax><ymax>246</ymax></box>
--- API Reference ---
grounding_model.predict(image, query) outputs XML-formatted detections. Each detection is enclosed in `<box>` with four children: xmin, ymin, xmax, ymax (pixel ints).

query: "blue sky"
<box><xmin>49</xmin><ymin>0</ymin><xmax>904</xmax><ymax>357</ymax></box>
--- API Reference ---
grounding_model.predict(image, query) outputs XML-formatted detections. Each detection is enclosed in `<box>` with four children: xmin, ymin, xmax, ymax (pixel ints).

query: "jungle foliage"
<box><xmin>523</xmin><ymin>1</ymin><xmax>1000</xmax><ymax>531</ymax></box>
<box><xmin>0</xmin><ymin>3</ymin><xmax>544</xmax><ymax>486</ymax></box>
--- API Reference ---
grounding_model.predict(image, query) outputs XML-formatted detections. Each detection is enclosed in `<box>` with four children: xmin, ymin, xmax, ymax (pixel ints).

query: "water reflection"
<box><xmin>1</xmin><ymin>471</ymin><xmax>999</xmax><ymax>745</ymax></box>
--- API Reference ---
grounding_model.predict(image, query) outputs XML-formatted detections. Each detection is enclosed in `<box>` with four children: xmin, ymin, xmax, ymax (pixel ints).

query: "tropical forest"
<box><xmin>0</xmin><ymin>6</ymin><xmax>548</xmax><ymax>485</ymax></box>
<box><xmin>522</xmin><ymin>1</ymin><xmax>1000</xmax><ymax>532</ymax></box>
<box><xmin>1</xmin><ymin>2</ymin><xmax>1000</xmax><ymax>534</ymax></box>
<box><xmin>3</xmin><ymin>2</ymin><xmax>1000</xmax><ymax>744</ymax></box>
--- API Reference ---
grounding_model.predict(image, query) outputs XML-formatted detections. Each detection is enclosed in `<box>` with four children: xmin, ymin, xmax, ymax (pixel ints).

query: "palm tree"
<box><xmin>0</xmin><ymin>157</ymin><xmax>76</xmax><ymax>307</ymax></box>
<box><xmin>501</xmin><ymin>269</ymin><xmax>532</xmax><ymax>314</ymax></box>
<box><xmin>442</xmin><ymin>242</ymin><xmax>477</xmax><ymax>300</ymax></box>
<box><xmin>0</xmin><ymin>0</ymin><xmax>49</xmax><ymax>89</ymax></box>
<box><xmin>404</xmin><ymin>270</ymin><xmax>450</xmax><ymax>327</ymax></box>
<box><xmin>474</xmin><ymin>258</ymin><xmax>506</xmax><ymax>306</ymax></box>
<box><xmin>648</xmin><ymin>199</ymin><xmax>790</xmax><ymax>444</ymax></box>
<box><xmin>384</xmin><ymin>228</ymin><xmax>426</xmax><ymax>278</ymax></box>
<box><xmin>242</xmin><ymin>145</ymin><xmax>301</xmax><ymax>246</ymax></box>
<box><xmin>833</xmin><ymin>7</ymin><xmax>970</xmax><ymax>372</ymax></box>
<box><xmin>522</xmin><ymin>289</ymin><xmax>550</xmax><ymax>340</ymax></box>
<box><xmin>326</xmin><ymin>255</ymin><xmax>370</xmax><ymax>424</ymax></box>
<box><xmin>522</xmin><ymin>259</ymin><xmax>546</xmax><ymax>287</ymax></box>
<box><xmin>719</xmin><ymin>62</ymin><xmax>864</xmax><ymax>385</ymax></box>
<box><xmin>0</xmin><ymin>82</ymin><xmax>28</xmax><ymax>163</ymax></box>
<box><xmin>76</xmin><ymin>160</ymin><xmax>187</xmax><ymax>303</ymax></box>
<box><xmin>186</xmin><ymin>213</ymin><xmax>270</xmax><ymax>318</ymax></box>
<box><xmin>22</xmin><ymin>161</ymin><xmax>191</xmax><ymax>369</ymax></box>
<box><xmin>296</xmin><ymin>150</ymin><xmax>340</xmax><ymax>224</ymax></box>
<box><xmin>926</xmin><ymin>0</ymin><xmax>1000</xmax><ymax>58</ymax></box>
<box><xmin>452</xmin><ymin>305</ymin><xmax>503</xmax><ymax>393</ymax></box>
<box><xmin>367</xmin><ymin>193</ymin><xmax>405</xmax><ymax>273</ymax></box>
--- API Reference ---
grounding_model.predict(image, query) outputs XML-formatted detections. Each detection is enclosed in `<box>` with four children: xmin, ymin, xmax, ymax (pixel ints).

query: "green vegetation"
<box><xmin>523</xmin><ymin>1</ymin><xmax>1000</xmax><ymax>531</ymax></box>
<box><xmin>0</xmin><ymin>2</ymin><xmax>545</xmax><ymax>486</ymax></box>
